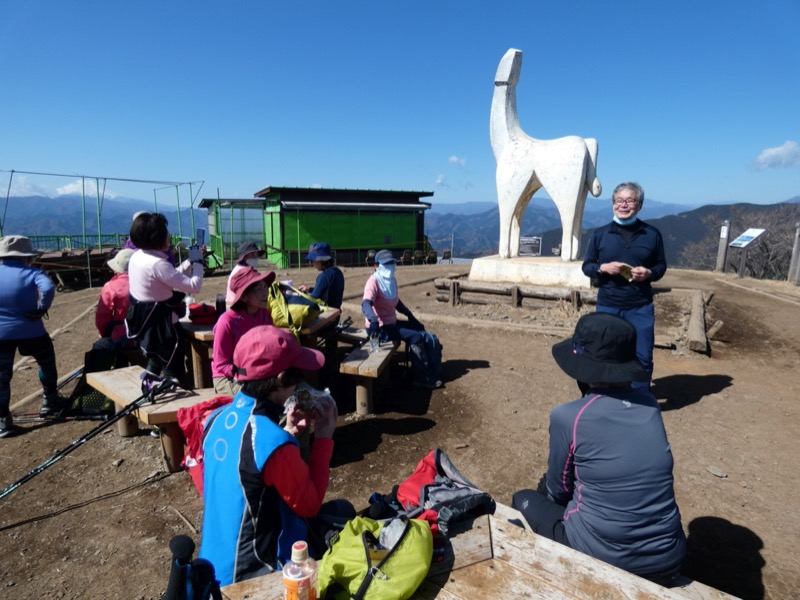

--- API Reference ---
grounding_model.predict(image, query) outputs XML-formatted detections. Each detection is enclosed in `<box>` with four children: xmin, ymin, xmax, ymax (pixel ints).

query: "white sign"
<box><xmin>729</xmin><ymin>228</ymin><xmax>766</xmax><ymax>249</ymax></box>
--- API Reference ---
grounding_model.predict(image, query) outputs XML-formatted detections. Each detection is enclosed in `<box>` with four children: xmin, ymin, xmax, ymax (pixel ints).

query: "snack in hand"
<box><xmin>618</xmin><ymin>263</ymin><xmax>634</xmax><ymax>282</ymax></box>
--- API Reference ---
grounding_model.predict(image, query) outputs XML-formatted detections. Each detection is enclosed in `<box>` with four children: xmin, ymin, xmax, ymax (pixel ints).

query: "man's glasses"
<box><xmin>613</xmin><ymin>199</ymin><xmax>638</xmax><ymax>207</ymax></box>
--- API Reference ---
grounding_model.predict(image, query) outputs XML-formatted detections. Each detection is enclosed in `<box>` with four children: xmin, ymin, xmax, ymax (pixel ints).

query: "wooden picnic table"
<box><xmin>179</xmin><ymin>308</ymin><xmax>342</xmax><ymax>388</ymax></box>
<box><xmin>86</xmin><ymin>366</ymin><xmax>220</xmax><ymax>473</ymax></box>
<box><xmin>220</xmin><ymin>504</ymin><xmax>739</xmax><ymax>600</ymax></box>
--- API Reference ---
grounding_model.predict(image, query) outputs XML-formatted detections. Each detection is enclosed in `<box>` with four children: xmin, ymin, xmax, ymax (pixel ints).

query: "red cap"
<box><xmin>233</xmin><ymin>326</ymin><xmax>324</xmax><ymax>381</ymax></box>
<box><xmin>230</xmin><ymin>267</ymin><xmax>276</xmax><ymax>306</ymax></box>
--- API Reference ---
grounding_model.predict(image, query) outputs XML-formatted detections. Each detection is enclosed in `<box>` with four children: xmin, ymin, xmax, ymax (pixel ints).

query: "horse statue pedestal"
<box><xmin>468</xmin><ymin>256</ymin><xmax>591</xmax><ymax>289</ymax></box>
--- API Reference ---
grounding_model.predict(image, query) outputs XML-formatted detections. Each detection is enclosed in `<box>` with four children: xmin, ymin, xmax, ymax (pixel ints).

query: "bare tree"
<box><xmin>680</xmin><ymin>204</ymin><xmax>800</xmax><ymax>280</ymax></box>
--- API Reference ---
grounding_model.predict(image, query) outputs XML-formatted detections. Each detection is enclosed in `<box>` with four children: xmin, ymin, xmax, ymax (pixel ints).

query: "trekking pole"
<box><xmin>0</xmin><ymin>376</ymin><xmax>179</xmax><ymax>502</ymax></box>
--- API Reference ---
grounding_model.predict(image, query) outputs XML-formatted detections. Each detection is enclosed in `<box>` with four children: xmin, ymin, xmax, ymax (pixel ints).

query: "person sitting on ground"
<box><xmin>125</xmin><ymin>212</ymin><xmax>203</xmax><ymax>383</ymax></box>
<box><xmin>96</xmin><ymin>248</ymin><xmax>135</xmax><ymax>344</ymax></box>
<box><xmin>211</xmin><ymin>266</ymin><xmax>276</xmax><ymax>396</ymax></box>
<box><xmin>0</xmin><ymin>235</ymin><xmax>68</xmax><ymax>438</ymax></box>
<box><xmin>512</xmin><ymin>312</ymin><xmax>685</xmax><ymax>585</ymax></box>
<box><xmin>297</xmin><ymin>242</ymin><xmax>345</xmax><ymax>310</ymax></box>
<box><xmin>199</xmin><ymin>325</ymin><xmax>354</xmax><ymax>587</ymax></box>
<box><xmin>362</xmin><ymin>249</ymin><xmax>442</xmax><ymax>389</ymax></box>
<box><xmin>225</xmin><ymin>240</ymin><xmax>265</xmax><ymax>308</ymax></box>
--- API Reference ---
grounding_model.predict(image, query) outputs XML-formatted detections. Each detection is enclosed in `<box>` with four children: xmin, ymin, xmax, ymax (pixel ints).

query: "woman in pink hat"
<box><xmin>211</xmin><ymin>266</ymin><xmax>276</xmax><ymax>396</ymax></box>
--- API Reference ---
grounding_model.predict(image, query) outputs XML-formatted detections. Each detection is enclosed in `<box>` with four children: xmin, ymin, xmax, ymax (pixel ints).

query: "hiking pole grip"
<box><xmin>164</xmin><ymin>535</ymin><xmax>195</xmax><ymax>600</ymax></box>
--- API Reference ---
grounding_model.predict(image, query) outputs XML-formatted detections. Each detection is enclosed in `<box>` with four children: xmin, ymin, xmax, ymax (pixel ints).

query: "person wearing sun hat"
<box><xmin>199</xmin><ymin>325</ymin><xmax>353</xmax><ymax>586</ymax></box>
<box><xmin>225</xmin><ymin>240</ymin><xmax>266</xmax><ymax>308</ymax></box>
<box><xmin>95</xmin><ymin>248</ymin><xmax>136</xmax><ymax>344</ymax></box>
<box><xmin>513</xmin><ymin>313</ymin><xmax>685</xmax><ymax>585</ymax></box>
<box><xmin>0</xmin><ymin>235</ymin><xmax>68</xmax><ymax>437</ymax></box>
<box><xmin>297</xmin><ymin>241</ymin><xmax>345</xmax><ymax>310</ymax></box>
<box><xmin>211</xmin><ymin>266</ymin><xmax>276</xmax><ymax>396</ymax></box>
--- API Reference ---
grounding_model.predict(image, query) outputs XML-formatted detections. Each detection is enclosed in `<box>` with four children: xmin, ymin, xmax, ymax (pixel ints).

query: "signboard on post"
<box><xmin>729</xmin><ymin>228</ymin><xmax>766</xmax><ymax>248</ymax></box>
<box><xmin>519</xmin><ymin>236</ymin><xmax>542</xmax><ymax>256</ymax></box>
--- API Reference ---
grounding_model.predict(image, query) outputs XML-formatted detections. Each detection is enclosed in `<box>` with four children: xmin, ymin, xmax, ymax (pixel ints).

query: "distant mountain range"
<box><xmin>3</xmin><ymin>194</ymin><xmax>799</xmax><ymax>269</ymax></box>
<box><xmin>0</xmin><ymin>195</ymin><xmax>207</xmax><ymax>240</ymax></box>
<box><xmin>427</xmin><ymin>196</ymin><xmax>800</xmax><ymax>264</ymax></box>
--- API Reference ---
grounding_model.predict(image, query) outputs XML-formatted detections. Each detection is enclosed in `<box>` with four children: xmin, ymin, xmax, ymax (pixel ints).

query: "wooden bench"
<box><xmin>220</xmin><ymin>504</ymin><xmax>739</xmax><ymax>600</ymax></box>
<box><xmin>339</xmin><ymin>339</ymin><xmax>400</xmax><ymax>415</ymax></box>
<box><xmin>86</xmin><ymin>366</ymin><xmax>221</xmax><ymax>473</ymax></box>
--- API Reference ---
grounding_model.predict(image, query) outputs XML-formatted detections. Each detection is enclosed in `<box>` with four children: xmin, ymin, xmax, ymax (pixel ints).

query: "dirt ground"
<box><xmin>1</xmin><ymin>263</ymin><xmax>799</xmax><ymax>600</ymax></box>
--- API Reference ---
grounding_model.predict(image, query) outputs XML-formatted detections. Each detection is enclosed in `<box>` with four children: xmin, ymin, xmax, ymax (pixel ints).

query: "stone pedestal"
<box><xmin>468</xmin><ymin>256</ymin><xmax>591</xmax><ymax>289</ymax></box>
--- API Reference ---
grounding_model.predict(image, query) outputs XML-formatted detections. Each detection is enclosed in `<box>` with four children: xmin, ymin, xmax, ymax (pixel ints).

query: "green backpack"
<box><xmin>267</xmin><ymin>282</ymin><xmax>325</xmax><ymax>338</ymax></box>
<box><xmin>318</xmin><ymin>516</ymin><xmax>433</xmax><ymax>600</ymax></box>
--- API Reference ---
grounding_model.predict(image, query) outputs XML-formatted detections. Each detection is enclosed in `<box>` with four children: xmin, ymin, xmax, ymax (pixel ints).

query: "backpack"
<box><xmin>394</xmin><ymin>448</ymin><xmax>496</xmax><ymax>537</ymax></box>
<box><xmin>407</xmin><ymin>331</ymin><xmax>442</xmax><ymax>387</ymax></box>
<box><xmin>318</xmin><ymin>516</ymin><xmax>433</xmax><ymax>600</ymax></box>
<box><xmin>268</xmin><ymin>282</ymin><xmax>325</xmax><ymax>338</ymax></box>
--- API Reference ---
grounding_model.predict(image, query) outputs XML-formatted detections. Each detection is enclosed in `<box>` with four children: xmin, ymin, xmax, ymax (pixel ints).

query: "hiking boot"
<box><xmin>0</xmin><ymin>415</ymin><xmax>18</xmax><ymax>438</ymax></box>
<box><xmin>39</xmin><ymin>395</ymin><xmax>71</xmax><ymax>419</ymax></box>
<box><xmin>413</xmin><ymin>378</ymin><xmax>443</xmax><ymax>390</ymax></box>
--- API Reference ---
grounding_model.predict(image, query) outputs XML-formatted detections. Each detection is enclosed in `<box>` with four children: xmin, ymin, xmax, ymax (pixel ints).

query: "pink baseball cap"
<box><xmin>233</xmin><ymin>326</ymin><xmax>324</xmax><ymax>381</ymax></box>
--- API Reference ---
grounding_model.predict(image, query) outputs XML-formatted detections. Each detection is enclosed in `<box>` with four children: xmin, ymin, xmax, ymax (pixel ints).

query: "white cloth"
<box><xmin>375</xmin><ymin>263</ymin><xmax>397</xmax><ymax>300</ymax></box>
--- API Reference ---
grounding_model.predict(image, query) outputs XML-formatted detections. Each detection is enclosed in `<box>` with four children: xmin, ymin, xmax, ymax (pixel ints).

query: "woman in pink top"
<box><xmin>212</xmin><ymin>266</ymin><xmax>276</xmax><ymax>396</ymax></box>
<box><xmin>125</xmin><ymin>213</ymin><xmax>204</xmax><ymax>382</ymax></box>
<box><xmin>96</xmin><ymin>248</ymin><xmax>135</xmax><ymax>344</ymax></box>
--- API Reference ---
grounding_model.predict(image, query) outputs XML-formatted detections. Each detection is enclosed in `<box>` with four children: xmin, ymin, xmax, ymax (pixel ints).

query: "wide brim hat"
<box><xmin>0</xmin><ymin>235</ymin><xmax>38</xmax><ymax>258</ymax></box>
<box><xmin>374</xmin><ymin>249</ymin><xmax>396</xmax><ymax>265</ymax></box>
<box><xmin>306</xmin><ymin>242</ymin><xmax>332</xmax><ymax>262</ymax></box>
<box><xmin>551</xmin><ymin>313</ymin><xmax>649</xmax><ymax>384</ymax></box>
<box><xmin>234</xmin><ymin>325</ymin><xmax>325</xmax><ymax>381</ymax></box>
<box><xmin>236</xmin><ymin>241</ymin><xmax>265</xmax><ymax>262</ymax></box>
<box><xmin>107</xmin><ymin>248</ymin><xmax>135</xmax><ymax>274</ymax></box>
<box><xmin>230</xmin><ymin>266</ymin><xmax>276</xmax><ymax>306</ymax></box>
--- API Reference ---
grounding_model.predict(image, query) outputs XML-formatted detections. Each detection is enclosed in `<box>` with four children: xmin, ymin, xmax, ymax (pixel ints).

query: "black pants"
<box><xmin>0</xmin><ymin>335</ymin><xmax>58</xmax><ymax>417</ymax></box>
<box><xmin>512</xmin><ymin>489</ymin><xmax>570</xmax><ymax>546</ymax></box>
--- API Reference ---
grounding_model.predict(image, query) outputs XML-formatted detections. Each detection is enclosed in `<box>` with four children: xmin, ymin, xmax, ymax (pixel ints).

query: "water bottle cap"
<box><xmin>291</xmin><ymin>540</ymin><xmax>309</xmax><ymax>562</ymax></box>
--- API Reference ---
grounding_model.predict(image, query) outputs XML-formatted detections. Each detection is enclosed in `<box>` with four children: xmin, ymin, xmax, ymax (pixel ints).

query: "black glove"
<box><xmin>25</xmin><ymin>309</ymin><xmax>48</xmax><ymax>320</ymax></box>
<box><xmin>367</xmin><ymin>320</ymin><xmax>380</xmax><ymax>336</ymax></box>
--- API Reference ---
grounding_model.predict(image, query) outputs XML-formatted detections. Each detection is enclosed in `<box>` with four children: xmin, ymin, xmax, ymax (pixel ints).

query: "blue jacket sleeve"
<box><xmin>546</xmin><ymin>404</ymin><xmax>575</xmax><ymax>506</ymax></box>
<box><xmin>361</xmin><ymin>299</ymin><xmax>378</xmax><ymax>323</ymax></box>
<box><xmin>648</xmin><ymin>229</ymin><xmax>667</xmax><ymax>282</ymax></box>
<box><xmin>35</xmin><ymin>269</ymin><xmax>56</xmax><ymax>311</ymax></box>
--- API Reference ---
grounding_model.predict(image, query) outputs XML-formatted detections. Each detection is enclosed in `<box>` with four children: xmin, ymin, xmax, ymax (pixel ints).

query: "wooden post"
<box><xmin>449</xmin><ymin>280</ymin><xmax>460</xmax><ymax>306</ymax></box>
<box><xmin>788</xmin><ymin>222</ymin><xmax>800</xmax><ymax>284</ymax></box>
<box><xmin>716</xmin><ymin>220</ymin><xmax>730</xmax><ymax>272</ymax></box>
<box><xmin>115</xmin><ymin>409</ymin><xmax>140</xmax><ymax>437</ymax></box>
<box><xmin>570</xmin><ymin>290</ymin><xmax>581</xmax><ymax>311</ymax></box>
<box><xmin>737</xmin><ymin>247</ymin><xmax>748</xmax><ymax>278</ymax></box>
<box><xmin>355</xmin><ymin>378</ymin><xmax>373</xmax><ymax>415</ymax></box>
<box><xmin>510</xmin><ymin>286</ymin><xmax>520</xmax><ymax>307</ymax></box>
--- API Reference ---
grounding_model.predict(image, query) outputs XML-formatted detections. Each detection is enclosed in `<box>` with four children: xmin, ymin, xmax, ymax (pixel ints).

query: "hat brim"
<box><xmin>551</xmin><ymin>338</ymin><xmax>649</xmax><ymax>384</ymax></box>
<box><xmin>236</xmin><ymin>247</ymin><xmax>266</xmax><ymax>261</ymax></box>
<box><xmin>291</xmin><ymin>346</ymin><xmax>325</xmax><ymax>372</ymax></box>
<box><xmin>0</xmin><ymin>250</ymin><xmax>38</xmax><ymax>258</ymax></box>
<box><xmin>231</xmin><ymin>271</ymin><xmax>276</xmax><ymax>306</ymax></box>
<box><xmin>306</xmin><ymin>252</ymin><xmax>332</xmax><ymax>262</ymax></box>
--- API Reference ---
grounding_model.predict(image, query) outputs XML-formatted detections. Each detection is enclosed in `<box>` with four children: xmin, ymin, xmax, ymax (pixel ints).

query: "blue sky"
<box><xmin>1</xmin><ymin>1</ymin><xmax>798</xmax><ymax>209</ymax></box>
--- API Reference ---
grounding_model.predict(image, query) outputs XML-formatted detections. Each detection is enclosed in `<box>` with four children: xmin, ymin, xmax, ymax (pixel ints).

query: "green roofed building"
<box><xmin>199</xmin><ymin>186</ymin><xmax>433</xmax><ymax>270</ymax></box>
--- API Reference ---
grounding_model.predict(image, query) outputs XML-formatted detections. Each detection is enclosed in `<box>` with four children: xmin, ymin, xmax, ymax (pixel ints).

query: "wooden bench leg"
<box><xmin>115</xmin><ymin>408</ymin><xmax>139</xmax><ymax>437</ymax></box>
<box><xmin>159</xmin><ymin>423</ymin><xmax>186</xmax><ymax>473</ymax></box>
<box><xmin>355</xmin><ymin>377</ymin><xmax>373</xmax><ymax>416</ymax></box>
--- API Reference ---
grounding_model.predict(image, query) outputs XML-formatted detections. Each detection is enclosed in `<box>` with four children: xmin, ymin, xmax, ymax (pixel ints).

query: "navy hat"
<box><xmin>306</xmin><ymin>242</ymin><xmax>332</xmax><ymax>262</ymax></box>
<box><xmin>236</xmin><ymin>241</ymin><xmax>265</xmax><ymax>262</ymax></box>
<box><xmin>374</xmin><ymin>249</ymin><xmax>396</xmax><ymax>265</ymax></box>
<box><xmin>551</xmin><ymin>313</ymin><xmax>648</xmax><ymax>384</ymax></box>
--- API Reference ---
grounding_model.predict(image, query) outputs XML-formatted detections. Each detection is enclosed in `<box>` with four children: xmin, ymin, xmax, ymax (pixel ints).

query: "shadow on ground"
<box><xmin>331</xmin><ymin>416</ymin><xmax>436</xmax><ymax>468</ymax></box>
<box><xmin>683</xmin><ymin>516</ymin><xmax>765</xmax><ymax>600</ymax></box>
<box><xmin>652</xmin><ymin>374</ymin><xmax>733</xmax><ymax>410</ymax></box>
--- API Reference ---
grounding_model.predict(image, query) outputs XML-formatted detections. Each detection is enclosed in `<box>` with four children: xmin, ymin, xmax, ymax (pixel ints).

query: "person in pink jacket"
<box><xmin>96</xmin><ymin>249</ymin><xmax>135</xmax><ymax>344</ymax></box>
<box><xmin>211</xmin><ymin>266</ymin><xmax>275</xmax><ymax>396</ymax></box>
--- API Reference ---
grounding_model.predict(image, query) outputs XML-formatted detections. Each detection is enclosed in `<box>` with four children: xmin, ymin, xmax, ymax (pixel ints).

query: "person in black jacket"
<box><xmin>581</xmin><ymin>182</ymin><xmax>666</xmax><ymax>390</ymax></box>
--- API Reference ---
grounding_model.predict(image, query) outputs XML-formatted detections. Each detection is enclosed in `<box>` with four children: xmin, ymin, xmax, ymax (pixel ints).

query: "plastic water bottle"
<box><xmin>283</xmin><ymin>540</ymin><xmax>318</xmax><ymax>600</ymax></box>
<box><xmin>369</xmin><ymin>332</ymin><xmax>379</xmax><ymax>353</ymax></box>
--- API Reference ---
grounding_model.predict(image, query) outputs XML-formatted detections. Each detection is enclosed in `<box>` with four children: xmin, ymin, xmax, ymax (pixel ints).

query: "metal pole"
<box><xmin>788</xmin><ymin>222</ymin><xmax>800</xmax><ymax>284</ymax></box>
<box><xmin>153</xmin><ymin>189</ymin><xmax>159</xmax><ymax>213</ymax></box>
<box><xmin>189</xmin><ymin>182</ymin><xmax>196</xmax><ymax>241</ymax></box>
<box><xmin>715</xmin><ymin>220</ymin><xmax>730</xmax><ymax>272</ymax></box>
<box><xmin>175</xmin><ymin>185</ymin><xmax>183</xmax><ymax>239</ymax></box>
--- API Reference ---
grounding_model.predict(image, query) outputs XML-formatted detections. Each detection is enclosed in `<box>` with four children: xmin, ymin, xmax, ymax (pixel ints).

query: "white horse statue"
<box><xmin>490</xmin><ymin>48</ymin><xmax>602</xmax><ymax>261</ymax></box>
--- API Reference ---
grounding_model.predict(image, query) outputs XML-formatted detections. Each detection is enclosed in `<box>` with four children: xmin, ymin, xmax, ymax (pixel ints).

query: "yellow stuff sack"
<box><xmin>318</xmin><ymin>516</ymin><xmax>433</xmax><ymax>600</ymax></box>
<box><xmin>268</xmin><ymin>282</ymin><xmax>324</xmax><ymax>338</ymax></box>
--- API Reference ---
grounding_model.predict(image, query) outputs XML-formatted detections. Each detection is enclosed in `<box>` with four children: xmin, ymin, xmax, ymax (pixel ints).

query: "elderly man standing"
<box><xmin>581</xmin><ymin>182</ymin><xmax>666</xmax><ymax>390</ymax></box>
<box><xmin>0</xmin><ymin>236</ymin><xmax>67</xmax><ymax>437</ymax></box>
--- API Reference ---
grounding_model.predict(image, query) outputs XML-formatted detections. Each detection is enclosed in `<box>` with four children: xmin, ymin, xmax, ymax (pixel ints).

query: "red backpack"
<box><xmin>395</xmin><ymin>449</ymin><xmax>496</xmax><ymax>536</ymax></box>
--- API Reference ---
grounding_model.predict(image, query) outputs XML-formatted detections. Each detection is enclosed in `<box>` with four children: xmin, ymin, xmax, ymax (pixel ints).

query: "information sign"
<box><xmin>729</xmin><ymin>228</ymin><xmax>766</xmax><ymax>249</ymax></box>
